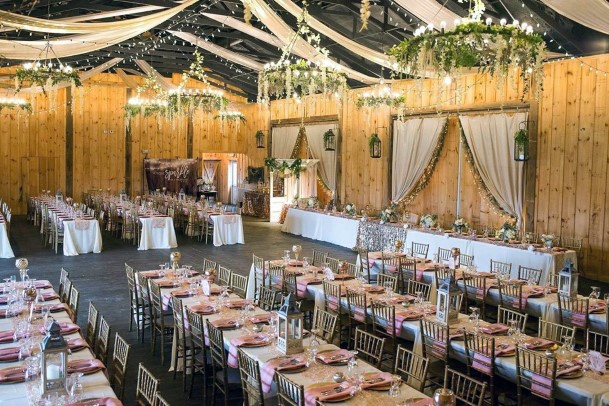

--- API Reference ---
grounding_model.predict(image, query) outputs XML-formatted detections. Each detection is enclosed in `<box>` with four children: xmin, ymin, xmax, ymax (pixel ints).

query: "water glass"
<box><xmin>590</xmin><ymin>287</ymin><xmax>601</xmax><ymax>303</ymax></box>
<box><xmin>468</xmin><ymin>307</ymin><xmax>480</xmax><ymax>332</ymax></box>
<box><xmin>580</xmin><ymin>348</ymin><xmax>590</xmax><ymax>373</ymax></box>
<box><xmin>302</xmin><ymin>257</ymin><xmax>310</xmax><ymax>271</ymax></box>
<box><xmin>384</xmin><ymin>281</ymin><xmax>394</xmax><ymax>298</ymax></box>
<box><xmin>388</xmin><ymin>374</ymin><xmax>402</xmax><ymax>397</ymax></box>
<box><xmin>415</xmin><ymin>291</ymin><xmax>424</xmax><ymax>308</ymax></box>
<box><xmin>432</xmin><ymin>253</ymin><xmax>439</xmax><ymax>264</ymax></box>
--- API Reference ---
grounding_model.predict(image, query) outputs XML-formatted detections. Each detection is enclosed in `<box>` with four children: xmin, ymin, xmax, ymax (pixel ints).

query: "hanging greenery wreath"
<box><xmin>264</xmin><ymin>157</ymin><xmax>304</xmax><ymax>178</ymax></box>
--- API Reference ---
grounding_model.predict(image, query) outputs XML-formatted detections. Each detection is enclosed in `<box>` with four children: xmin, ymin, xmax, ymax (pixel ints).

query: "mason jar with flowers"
<box><xmin>452</xmin><ymin>217</ymin><xmax>468</xmax><ymax>234</ymax></box>
<box><xmin>541</xmin><ymin>234</ymin><xmax>555</xmax><ymax>249</ymax></box>
<box><xmin>420</xmin><ymin>214</ymin><xmax>438</xmax><ymax>229</ymax></box>
<box><xmin>496</xmin><ymin>218</ymin><xmax>518</xmax><ymax>242</ymax></box>
<box><xmin>344</xmin><ymin>202</ymin><xmax>356</xmax><ymax>216</ymax></box>
<box><xmin>379</xmin><ymin>201</ymin><xmax>398</xmax><ymax>224</ymax></box>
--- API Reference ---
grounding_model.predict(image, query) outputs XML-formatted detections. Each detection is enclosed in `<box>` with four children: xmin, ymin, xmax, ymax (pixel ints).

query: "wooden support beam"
<box><xmin>66</xmin><ymin>87</ymin><xmax>74</xmax><ymax>197</ymax></box>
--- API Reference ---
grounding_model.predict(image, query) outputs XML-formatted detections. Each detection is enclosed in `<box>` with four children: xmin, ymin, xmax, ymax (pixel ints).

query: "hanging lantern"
<box><xmin>276</xmin><ymin>293</ymin><xmax>304</xmax><ymax>355</ymax></box>
<box><xmin>514</xmin><ymin>121</ymin><xmax>530</xmax><ymax>161</ymax></box>
<box><xmin>436</xmin><ymin>274</ymin><xmax>463</xmax><ymax>324</ymax></box>
<box><xmin>255</xmin><ymin>130</ymin><xmax>266</xmax><ymax>149</ymax></box>
<box><xmin>323</xmin><ymin>129</ymin><xmax>336</xmax><ymax>151</ymax></box>
<box><xmin>40</xmin><ymin>320</ymin><xmax>68</xmax><ymax>397</ymax></box>
<box><xmin>369</xmin><ymin>133</ymin><xmax>381</xmax><ymax>158</ymax></box>
<box><xmin>558</xmin><ymin>259</ymin><xmax>579</xmax><ymax>298</ymax></box>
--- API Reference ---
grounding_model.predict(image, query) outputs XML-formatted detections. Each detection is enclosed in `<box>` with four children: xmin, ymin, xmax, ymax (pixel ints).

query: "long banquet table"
<box><xmin>0</xmin><ymin>280</ymin><xmax>119</xmax><ymax>404</ymax></box>
<box><xmin>405</xmin><ymin>229</ymin><xmax>577</xmax><ymax>285</ymax></box>
<box><xmin>138</xmin><ymin>216</ymin><xmax>178</xmax><ymax>250</ymax></box>
<box><xmin>282</xmin><ymin>208</ymin><xmax>360</xmax><ymax>249</ymax></box>
<box><xmin>0</xmin><ymin>215</ymin><xmax>14</xmax><ymax>258</ymax></box>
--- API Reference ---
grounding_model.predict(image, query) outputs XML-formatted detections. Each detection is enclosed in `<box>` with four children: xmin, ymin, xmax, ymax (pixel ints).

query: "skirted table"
<box><xmin>138</xmin><ymin>216</ymin><xmax>178</xmax><ymax>250</ymax></box>
<box><xmin>242</xmin><ymin>191</ymin><xmax>270</xmax><ymax>218</ymax></box>
<box><xmin>62</xmin><ymin>218</ymin><xmax>103</xmax><ymax>256</ymax></box>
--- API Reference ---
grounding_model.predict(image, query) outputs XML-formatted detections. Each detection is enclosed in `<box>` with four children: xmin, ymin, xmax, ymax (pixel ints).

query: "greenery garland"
<box><xmin>264</xmin><ymin>157</ymin><xmax>304</xmax><ymax>178</ymax></box>
<box><xmin>514</xmin><ymin>128</ymin><xmax>528</xmax><ymax>146</ymax></box>
<box><xmin>0</xmin><ymin>101</ymin><xmax>32</xmax><ymax>113</ymax></box>
<box><xmin>15</xmin><ymin>65</ymin><xmax>82</xmax><ymax>94</ymax></box>
<box><xmin>387</xmin><ymin>20</ymin><xmax>545</xmax><ymax>99</ymax></box>
<box><xmin>356</xmin><ymin>94</ymin><xmax>405</xmax><ymax>109</ymax></box>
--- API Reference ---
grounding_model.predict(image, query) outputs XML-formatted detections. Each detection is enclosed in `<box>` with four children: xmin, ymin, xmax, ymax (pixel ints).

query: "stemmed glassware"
<box><xmin>590</xmin><ymin>287</ymin><xmax>601</xmax><ymax>304</ymax></box>
<box><xmin>415</xmin><ymin>291</ymin><xmax>424</xmax><ymax>309</ymax></box>
<box><xmin>292</xmin><ymin>245</ymin><xmax>302</xmax><ymax>261</ymax></box>
<box><xmin>302</xmin><ymin>257</ymin><xmax>310</xmax><ymax>273</ymax></box>
<box><xmin>384</xmin><ymin>281</ymin><xmax>394</xmax><ymax>298</ymax></box>
<box><xmin>558</xmin><ymin>336</ymin><xmax>574</xmax><ymax>367</ymax></box>
<box><xmin>468</xmin><ymin>307</ymin><xmax>480</xmax><ymax>333</ymax></box>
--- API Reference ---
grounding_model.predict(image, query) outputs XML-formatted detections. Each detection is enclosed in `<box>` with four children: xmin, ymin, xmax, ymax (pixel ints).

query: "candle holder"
<box><xmin>15</xmin><ymin>258</ymin><xmax>29</xmax><ymax>282</ymax></box>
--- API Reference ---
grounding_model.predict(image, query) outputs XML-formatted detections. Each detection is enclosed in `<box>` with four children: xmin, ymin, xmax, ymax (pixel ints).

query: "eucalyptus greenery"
<box><xmin>15</xmin><ymin>65</ymin><xmax>82</xmax><ymax>93</ymax></box>
<box><xmin>388</xmin><ymin>20</ymin><xmax>546</xmax><ymax>99</ymax></box>
<box><xmin>264</xmin><ymin>157</ymin><xmax>304</xmax><ymax>178</ymax></box>
<box><xmin>356</xmin><ymin>93</ymin><xmax>406</xmax><ymax>109</ymax></box>
<box><xmin>514</xmin><ymin>128</ymin><xmax>529</xmax><ymax>145</ymax></box>
<box><xmin>369</xmin><ymin>133</ymin><xmax>381</xmax><ymax>148</ymax></box>
<box><xmin>0</xmin><ymin>101</ymin><xmax>32</xmax><ymax>113</ymax></box>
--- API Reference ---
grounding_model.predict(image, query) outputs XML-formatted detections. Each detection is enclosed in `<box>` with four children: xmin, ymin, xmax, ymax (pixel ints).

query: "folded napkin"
<box><xmin>67</xmin><ymin>359</ymin><xmax>106</xmax><ymax>375</ymax></box>
<box><xmin>495</xmin><ymin>343</ymin><xmax>517</xmax><ymax>356</ymax></box>
<box><xmin>225</xmin><ymin>299</ymin><xmax>249</xmax><ymax>309</ymax></box>
<box><xmin>210</xmin><ymin>318</ymin><xmax>237</xmax><ymax>329</ymax></box>
<box><xmin>361</xmin><ymin>372</ymin><xmax>392</xmax><ymax>389</ymax></box>
<box><xmin>479</xmin><ymin>323</ymin><xmax>510</xmax><ymax>335</ymax></box>
<box><xmin>249</xmin><ymin>314</ymin><xmax>272</xmax><ymax>324</ymax></box>
<box><xmin>316</xmin><ymin>349</ymin><xmax>352</xmax><ymax>364</ymax></box>
<box><xmin>40</xmin><ymin>322</ymin><xmax>80</xmax><ymax>335</ymax></box>
<box><xmin>68</xmin><ymin>398</ymin><xmax>123</xmax><ymax>406</ymax></box>
<box><xmin>170</xmin><ymin>288</ymin><xmax>201</xmax><ymax>298</ymax></box>
<box><xmin>289</xmin><ymin>260</ymin><xmax>303</xmax><ymax>267</ymax></box>
<box><xmin>364</xmin><ymin>285</ymin><xmax>385</xmax><ymax>294</ymax></box>
<box><xmin>68</xmin><ymin>338</ymin><xmax>90</xmax><ymax>352</ymax></box>
<box><xmin>139</xmin><ymin>270</ymin><xmax>162</xmax><ymax>279</ymax></box>
<box><xmin>0</xmin><ymin>309</ymin><xmax>17</xmax><ymax>318</ymax></box>
<box><xmin>42</xmin><ymin>292</ymin><xmax>60</xmax><ymax>301</ymax></box>
<box><xmin>304</xmin><ymin>382</ymin><xmax>352</xmax><ymax>406</ymax></box>
<box><xmin>156</xmin><ymin>279</ymin><xmax>179</xmax><ymax>288</ymax></box>
<box><xmin>34</xmin><ymin>303</ymin><xmax>68</xmax><ymax>313</ymax></box>
<box><xmin>525</xmin><ymin>338</ymin><xmax>555</xmax><ymax>350</ymax></box>
<box><xmin>552</xmin><ymin>247</ymin><xmax>568</xmax><ymax>252</ymax></box>
<box><xmin>0</xmin><ymin>331</ymin><xmax>17</xmax><ymax>343</ymax></box>
<box><xmin>260</xmin><ymin>356</ymin><xmax>308</xmax><ymax>393</ymax></box>
<box><xmin>589</xmin><ymin>302</ymin><xmax>607</xmax><ymax>314</ymax></box>
<box><xmin>556</xmin><ymin>363</ymin><xmax>582</xmax><ymax>377</ymax></box>
<box><xmin>332</xmin><ymin>273</ymin><xmax>354</xmax><ymax>280</ymax></box>
<box><xmin>189</xmin><ymin>304</ymin><xmax>216</xmax><ymax>314</ymax></box>
<box><xmin>227</xmin><ymin>334</ymin><xmax>270</xmax><ymax>367</ymax></box>
<box><xmin>0</xmin><ymin>347</ymin><xmax>20</xmax><ymax>362</ymax></box>
<box><xmin>209</xmin><ymin>286</ymin><xmax>225</xmax><ymax>295</ymax></box>
<box><xmin>0</xmin><ymin>366</ymin><xmax>25</xmax><ymax>383</ymax></box>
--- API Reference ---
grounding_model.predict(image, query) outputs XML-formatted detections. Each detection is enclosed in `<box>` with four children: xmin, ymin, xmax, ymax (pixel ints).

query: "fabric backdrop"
<box><xmin>305</xmin><ymin>123</ymin><xmax>337</xmax><ymax>192</ymax></box>
<box><xmin>271</xmin><ymin>126</ymin><xmax>300</xmax><ymax>159</ymax></box>
<box><xmin>144</xmin><ymin>158</ymin><xmax>200</xmax><ymax>195</ymax></box>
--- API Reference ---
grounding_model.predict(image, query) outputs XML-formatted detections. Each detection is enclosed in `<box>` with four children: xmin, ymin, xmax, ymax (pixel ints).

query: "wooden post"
<box><xmin>125</xmin><ymin>88</ymin><xmax>132</xmax><ymax>195</ymax></box>
<box><xmin>65</xmin><ymin>87</ymin><xmax>74</xmax><ymax>197</ymax></box>
<box><xmin>187</xmin><ymin>113</ymin><xmax>194</xmax><ymax>159</ymax></box>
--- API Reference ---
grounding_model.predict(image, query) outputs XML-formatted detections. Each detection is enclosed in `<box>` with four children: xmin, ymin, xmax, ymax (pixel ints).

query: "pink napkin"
<box><xmin>0</xmin><ymin>366</ymin><xmax>25</xmax><ymax>383</ymax></box>
<box><xmin>472</xmin><ymin>353</ymin><xmax>493</xmax><ymax>374</ymax></box>
<box><xmin>0</xmin><ymin>309</ymin><xmax>18</xmax><ymax>318</ymax></box>
<box><xmin>376</xmin><ymin>294</ymin><xmax>411</xmax><ymax>305</ymax></box>
<box><xmin>68</xmin><ymin>338</ymin><xmax>90</xmax><ymax>352</ymax></box>
<box><xmin>171</xmin><ymin>288</ymin><xmax>201</xmax><ymax>298</ymax></box>
<box><xmin>40</xmin><ymin>322</ymin><xmax>80</xmax><ymax>335</ymax></box>
<box><xmin>316</xmin><ymin>349</ymin><xmax>352</xmax><ymax>364</ymax></box>
<box><xmin>33</xmin><ymin>280</ymin><xmax>52</xmax><ymax>289</ymax></box>
<box><xmin>156</xmin><ymin>279</ymin><xmax>178</xmax><ymax>288</ymax></box>
<box><xmin>289</xmin><ymin>260</ymin><xmax>303</xmax><ymax>267</ymax></box>
<box><xmin>225</xmin><ymin>299</ymin><xmax>249</xmax><ymax>309</ymax></box>
<box><xmin>261</xmin><ymin>356</ymin><xmax>308</xmax><ymax>393</ymax></box>
<box><xmin>189</xmin><ymin>304</ymin><xmax>216</xmax><ymax>314</ymax></box>
<box><xmin>227</xmin><ymin>335</ymin><xmax>270</xmax><ymax>367</ymax></box>
<box><xmin>42</xmin><ymin>292</ymin><xmax>60</xmax><ymax>301</ymax></box>
<box><xmin>364</xmin><ymin>285</ymin><xmax>385</xmax><ymax>294</ymax></box>
<box><xmin>479</xmin><ymin>323</ymin><xmax>510</xmax><ymax>335</ymax></box>
<box><xmin>361</xmin><ymin>372</ymin><xmax>392</xmax><ymax>389</ymax></box>
<box><xmin>525</xmin><ymin>338</ymin><xmax>555</xmax><ymax>350</ymax></box>
<box><xmin>297</xmin><ymin>277</ymin><xmax>322</xmax><ymax>298</ymax></box>
<box><xmin>589</xmin><ymin>302</ymin><xmax>607</xmax><ymax>314</ymax></box>
<box><xmin>0</xmin><ymin>296</ymin><xmax>7</xmax><ymax>305</ymax></box>
<box><xmin>394</xmin><ymin>310</ymin><xmax>425</xmax><ymax>334</ymax></box>
<box><xmin>210</xmin><ymin>318</ymin><xmax>238</xmax><ymax>329</ymax></box>
<box><xmin>34</xmin><ymin>303</ymin><xmax>68</xmax><ymax>313</ymax></box>
<box><xmin>68</xmin><ymin>398</ymin><xmax>123</xmax><ymax>406</ymax></box>
<box><xmin>0</xmin><ymin>331</ymin><xmax>16</xmax><ymax>343</ymax></box>
<box><xmin>0</xmin><ymin>347</ymin><xmax>20</xmax><ymax>362</ymax></box>
<box><xmin>67</xmin><ymin>359</ymin><xmax>106</xmax><ymax>374</ymax></box>
<box><xmin>332</xmin><ymin>273</ymin><xmax>354</xmax><ymax>280</ymax></box>
<box><xmin>495</xmin><ymin>343</ymin><xmax>517</xmax><ymax>356</ymax></box>
<box><xmin>249</xmin><ymin>314</ymin><xmax>272</xmax><ymax>324</ymax></box>
<box><xmin>304</xmin><ymin>382</ymin><xmax>352</xmax><ymax>406</ymax></box>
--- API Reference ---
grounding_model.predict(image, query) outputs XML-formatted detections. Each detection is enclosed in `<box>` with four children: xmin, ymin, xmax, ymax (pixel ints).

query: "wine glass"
<box><xmin>415</xmin><ymin>291</ymin><xmax>424</xmax><ymax>309</ymax></box>
<box><xmin>468</xmin><ymin>307</ymin><xmax>480</xmax><ymax>333</ymax></box>
<box><xmin>432</xmin><ymin>253</ymin><xmax>439</xmax><ymax>264</ymax></box>
<box><xmin>388</xmin><ymin>374</ymin><xmax>402</xmax><ymax>397</ymax></box>
<box><xmin>590</xmin><ymin>287</ymin><xmax>601</xmax><ymax>304</ymax></box>
<box><xmin>292</xmin><ymin>245</ymin><xmax>302</xmax><ymax>261</ymax></box>
<box><xmin>558</xmin><ymin>336</ymin><xmax>573</xmax><ymax>367</ymax></box>
<box><xmin>302</xmin><ymin>257</ymin><xmax>310</xmax><ymax>272</ymax></box>
<box><xmin>384</xmin><ymin>281</ymin><xmax>394</xmax><ymax>298</ymax></box>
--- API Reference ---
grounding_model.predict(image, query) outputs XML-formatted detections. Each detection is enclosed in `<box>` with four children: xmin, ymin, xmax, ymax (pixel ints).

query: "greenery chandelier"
<box><xmin>387</xmin><ymin>0</ymin><xmax>546</xmax><ymax>99</ymax></box>
<box><xmin>257</xmin><ymin>0</ymin><xmax>348</xmax><ymax>104</ymax></box>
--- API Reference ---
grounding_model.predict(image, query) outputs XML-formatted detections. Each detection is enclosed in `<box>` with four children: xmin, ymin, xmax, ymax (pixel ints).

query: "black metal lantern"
<box><xmin>323</xmin><ymin>129</ymin><xmax>336</xmax><ymax>151</ymax></box>
<box><xmin>514</xmin><ymin>121</ymin><xmax>530</xmax><ymax>161</ymax></box>
<box><xmin>255</xmin><ymin>130</ymin><xmax>266</xmax><ymax>149</ymax></box>
<box><xmin>369</xmin><ymin>132</ymin><xmax>381</xmax><ymax>158</ymax></box>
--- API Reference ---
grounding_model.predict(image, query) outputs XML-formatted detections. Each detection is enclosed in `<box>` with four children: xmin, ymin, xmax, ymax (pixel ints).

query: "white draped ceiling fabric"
<box><xmin>541</xmin><ymin>0</ymin><xmax>609</xmax><ymax>36</ymax></box>
<box><xmin>243</xmin><ymin>0</ymin><xmax>379</xmax><ymax>84</ymax></box>
<box><xmin>0</xmin><ymin>0</ymin><xmax>197</xmax><ymax>59</ymax></box>
<box><xmin>304</xmin><ymin>123</ymin><xmax>337</xmax><ymax>192</ymax></box>
<box><xmin>272</xmin><ymin>0</ymin><xmax>392</xmax><ymax>69</ymax></box>
<box><xmin>392</xmin><ymin>117</ymin><xmax>447</xmax><ymax>202</ymax></box>
<box><xmin>459</xmin><ymin>112</ymin><xmax>528</xmax><ymax>224</ymax></box>
<box><xmin>393</xmin><ymin>0</ymin><xmax>460</xmax><ymax>28</ymax></box>
<box><xmin>271</xmin><ymin>126</ymin><xmax>300</xmax><ymax>159</ymax></box>
<box><xmin>168</xmin><ymin>30</ymin><xmax>264</xmax><ymax>70</ymax></box>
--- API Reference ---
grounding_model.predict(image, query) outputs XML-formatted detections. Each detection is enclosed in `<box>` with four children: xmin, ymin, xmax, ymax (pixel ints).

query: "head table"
<box><xmin>0</xmin><ymin>280</ymin><xmax>120</xmax><ymax>405</ymax></box>
<box><xmin>139</xmin><ymin>269</ymin><xmax>432</xmax><ymax>405</ymax></box>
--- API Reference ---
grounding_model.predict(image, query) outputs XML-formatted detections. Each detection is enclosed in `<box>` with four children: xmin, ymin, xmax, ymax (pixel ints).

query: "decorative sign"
<box><xmin>144</xmin><ymin>158</ymin><xmax>199</xmax><ymax>195</ymax></box>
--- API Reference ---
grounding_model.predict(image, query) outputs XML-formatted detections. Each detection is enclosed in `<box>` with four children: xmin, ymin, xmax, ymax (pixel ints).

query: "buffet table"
<box><xmin>138</xmin><ymin>216</ymin><xmax>178</xmax><ymax>250</ymax></box>
<box><xmin>62</xmin><ymin>219</ymin><xmax>103</xmax><ymax>256</ymax></box>
<box><xmin>242</xmin><ymin>191</ymin><xmax>270</xmax><ymax>218</ymax></box>
<box><xmin>0</xmin><ymin>217</ymin><xmax>14</xmax><ymax>258</ymax></box>
<box><xmin>281</xmin><ymin>208</ymin><xmax>359</xmax><ymax>249</ymax></box>
<box><xmin>405</xmin><ymin>229</ymin><xmax>577</xmax><ymax>284</ymax></box>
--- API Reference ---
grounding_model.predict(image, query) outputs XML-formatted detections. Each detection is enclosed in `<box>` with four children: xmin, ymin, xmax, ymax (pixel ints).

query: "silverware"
<box><xmin>364</xmin><ymin>377</ymin><xmax>384</xmax><ymax>385</ymax></box>
<box><xmin>321</xmin><ymin>386</ymin><xmax>345</xmax><ymax>396</ymax></box>
<box><xmin>279</xmin><ymin>359</ymin><xmax>299</xmax><ymax>367</ymax></box>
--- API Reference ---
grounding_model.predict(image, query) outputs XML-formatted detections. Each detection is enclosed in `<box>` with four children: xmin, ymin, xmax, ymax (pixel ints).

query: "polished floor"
<box><xmin>0</xmin><ymin>215</ymin><xmax>355</xmax><ymax>405</ymax></box>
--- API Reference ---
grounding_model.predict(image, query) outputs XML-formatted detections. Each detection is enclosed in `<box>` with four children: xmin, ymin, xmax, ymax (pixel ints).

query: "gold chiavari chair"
<box><xmin>110</xmin><ymin>333</ymin><xmax>131</xmax><ymax>400</ymax></box>
<box><xmin>464</xmin><ymin>275</ymin><xmax>489</xmax><ymax>319</ymax></box>
<box><xmin>394</xmin><ymin>345</ymin><xmax>428</xmax><ymax>392</ymax></box>
<box><xmin>358</xmin><ymin>247</ymin><xmax>373</xmax><ymax>283</ymax></box>
<box><xmin>396</xmin><ymin>256</ymin><xmax>417</xmax><ymax>294</ymax></box>
<box><xmin>490</xmin><ymin>260</ymin><xmax>512</xmax><ymax>276</ymax></box>
<box><xmin>326</xmin><ymin>257</ymin><xmax>339</xmax><ymax>272</ymax></box>
<box><xmin>346</xmin><ymin>288</ymin><xmax>368</xmax><ymax>346</ymax></box>
<box><xmin>464</xmin><ymin>332</ymin><xmax>497</xmax><ymax>405</ymax></box>
<box><xmin>85</xmin><ymin>301</ymin><xmax>99</xmax><ymax>347</ymax></box>
<box><xmin>203</xmin><ymin>258</ymin><xmax>218</xmax><ymax>274</ymax></box>
<box><xmin>353</xmin><ymin>327</ymin><xmax>386</xmax><ymax>369</ymax></box>
<box><xmin>237</xmin><ymin>349</ymin><xmax>265</xmax><ymax>406</ymax></box>
<box><xmin>230</xmin><ymin>273</ymin><xmax>249</xmax><ymax>299</ymax></box>
<box><xmin>405</xmin><ymin>280</ymin><xmax>431</xmax><ymax>301</ymax></box>
<box><xmin>498</xmin><ymin>280</ymin><xmax>525</xmax><ymax>313</ymax></box>
<box><xmin>437</xmin><ymin>247</ymin><xmax>452</xmax><ymax>264</ymax></box>
<box><xmin>444</xmin><ymin>368</ymin><xmax>488</xmax><ymax>406</ymax></box>
<box><xmin>252</xmin><ymin>254</ymin><xmax>268</xmax><ymax>297</ymax></box>
<box><xmin>420</xmin><ymin>318</ymin><xmax>460</xmax><ymax>386</ymax></box>
<box><xmin>460</xmin><ymin>253</ymin><xmax>474</xmax><ymax>267</ymax></box>
<box><xmin>135</xmin><ymin>271</ymin><xmax>153</xmax><ymax>344</ymax></box>
<box><xmin>376</xmin><ymin>273</ymin><xmax>398</xmax><ymax>292</ymax></box>
<box><xmin>206</xmin><ymin>321</ymin><xmax>242</xmax><ymax>406</ymax></box>
<box><xmin>434</xmin><ymin>266</ymin><xmax>454</xmax><ymax>290</ymax></box>
<box><xmin>185</xmin><ymin>307</ymin><xmax>209</xmax><ymax>400</ymax></box>
<box><xmin>154</xmin><ymin>393</ymin><xmax>170</xmax><ymax>406</ymax></box>
<box><xmin>370</xmin><ymin>301</ymin><xmax>399</xmax><ymax>363</ymax></box>
<box><xmin>538</xmin><ymin>319</ymin><xmax>575</xmax><ymax>344</ymax></box>
<box><xmin>518</xmin><ymin>266</ymin><xmax>542</xmax><ymax>285</ymax></box>
<box><xmin>148</xmin><ymin>280</ymin><xmax>174</xmax><ymax>364</ymax></box>
<box><xmin>58</xmin><ymin>268</ymin><xmax>69</xmax><ymax>301</ymax></box>
<box><xmin>217</xmin><ymin>265</ymin><xmax>232</xmax><ymax>287</ymax></box>
<box><xmin>557</xmin><ymin>294</ymin><xmax>590</xmax><ymax>336</ymax></box>
<box><xmin>587</xmin><ymin>330</ymin><xmax>609</xmax><ymax>355</ymax></box>
<box><xmin>96</xmin><ymin>315</ymin><xmax>111</xmax><ymax>364</ymax></box>
<box><xmin>312</xmin><ymin>250</ymin><xmax>328</xmax><ymax>267</ymax></box>
<box><xmin>497</xmin><ymin>306</ymin><xmax>528</xmax><ymax>331</ymax></box>
<box><xmin>411</xmin><ymin>242</ymin><xmax>430</xmax><ymax>259</ymax></box>
<box><xmin>516</xmin><ymin>347</ymin><xmax>557</xmax><ymax>405</ymax></box>
<box><xmin>275</xmin><ymin>371</ymin><xmax>305</xmax><ymax>406</ymax></box>
<box><xmin>67</xmin><ymin>285</ymin><xmax>80</xmax><ymax>323</ymax></box>
<box><xmin>135</xmin><ymin>363</ymin><xmax>159</xmax><ymax>406</ymax></box>
<box><xmin>311</xmin><ymin>307</ymin><xmax>338</xmax><ymax>343</ymax></box>
<box><xmin>257</xmin><ymin>286</ymin><xmax>281</xmax><ymax>311</ymax></box>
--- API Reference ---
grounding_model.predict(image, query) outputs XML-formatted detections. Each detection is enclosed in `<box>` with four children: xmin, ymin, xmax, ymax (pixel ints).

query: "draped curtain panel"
<box><xmin>541</xmin><ymin>0</ymin><xmax>609</xmax><ymax>36</ymax></box>
<box><xmin>459</xmin><ymin>112</ymin><xmax>528</xmax><ymax>224</ymax></box>
<box><xmin>202</xmin><ymin>161</ymin><xmax>220</xmax><ymax>184</ymax></box>
<box><xmin>391</xmin><ymin>117</ymin><xmax>447</xmax><ymax>202</ymax></box>
<box><xmin>305</xmin><ymin>123</ymin><xmax>337</xmax><ymax>191</ymax></box>
<box><xmin>393</xmin><ymin>0</ymin><xmax>460</xmax><ymax>29</ymax></box>
<box><xmin>271</xmin><ymin>126</ymin><xmax>300</xmax><ymax>159</ymax></box>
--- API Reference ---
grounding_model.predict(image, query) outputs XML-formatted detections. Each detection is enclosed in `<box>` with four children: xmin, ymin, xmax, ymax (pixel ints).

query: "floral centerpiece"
<box><xmin>344</xmin><ymin>202</ymin><xmax>356</xmax><ymax>216</ymax></box>
<box><xmin>379</xmin><ymin>201</ymin><xmax>399</xmax><ymax>224</ymax></box>
<box><xmin>420</xmin><ymin>214</ymin><xmax>438</xmax><ymax>229</ymax></box>
<box><xmin>452</xmin><ymin>217</ymin><xmax>468</xmax><ymax>234</ymax></box>
<box><xmin>496</xmin><ymin>217</ymin><xmax>518</xmax><ymax>241</ymax></box>
<box><xmin>540</xmin><ymin>234</ymin><xmax>555</xmax><ymax>249</ymax></box>
<box><xmin>307</xmin><ymin>197</ymin><xmax>318</xmax><ymax>209</ymax></box>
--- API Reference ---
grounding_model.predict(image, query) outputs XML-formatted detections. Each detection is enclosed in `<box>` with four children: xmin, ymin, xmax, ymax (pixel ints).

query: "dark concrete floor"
<box><xmin>0</xmin><ymin>215</ymin><xmax>356</xmax><ymax>405</ymax></box>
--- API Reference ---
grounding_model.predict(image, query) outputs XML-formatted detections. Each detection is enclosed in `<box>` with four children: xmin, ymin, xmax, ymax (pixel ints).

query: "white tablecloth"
<box><xmin>281</xmin><ymin>208</ymin><xmax>359</xmax><ymax>249</ymax></box>
<box><xmin>210</xmin><ymin>214</ymin><xmax>245</xmax><ymax>247</ymax></box>
<box><xmin>0</xmin><ymin>222</ymin><xmax>14</xmax><ymax>258</ymax></box>
<box><xmin>138</xmin><ymin>216</ymin><xmax>178</xmax><ymax>250</ymax></box>
<box><xmin>406</xmin><ymin>229</ymin><xmax>577</xmax><ymax>284</ymax></box>
<box><xmin>62</xmin><ymin>219</ymin><xmax>102</xmax><ymax>256</ymax></box>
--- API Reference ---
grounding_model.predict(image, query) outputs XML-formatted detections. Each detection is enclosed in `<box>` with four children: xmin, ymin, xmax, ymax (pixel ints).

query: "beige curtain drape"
<box><xmin>391</xmin><ymin>117</ymin><xmax>447</xmax><ymax>201</ymax></box>
<box><xmin>271</xmin><ymin>126</ymin><xmax>300</xmax><ymax>159</ymax></box>
<box><xmin>305</xmin><ymin>123</ymin><xmax>336</xmax><ymax>191</ymax></box>
<box><xmin>459</xmin><ymin>112</ymin><xmax>528</xmax><ymax>224</ymax></box>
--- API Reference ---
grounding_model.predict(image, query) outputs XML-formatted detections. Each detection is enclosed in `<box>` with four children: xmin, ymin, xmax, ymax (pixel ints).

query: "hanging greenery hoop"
<box><xmin>15</xmin><ymin>63</ymin><xmax>82</xmax><ymax>94</ymax></box>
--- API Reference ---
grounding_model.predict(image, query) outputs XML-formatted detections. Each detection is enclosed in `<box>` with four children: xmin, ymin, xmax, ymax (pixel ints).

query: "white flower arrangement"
<box><xmin>496</xmin><ymin>218</ymin><xmax>518</xmax><ymax>241</ymax></box>
<box><xmin>420</xmin><ymin>214</ymin><xmax>438</xmax><ymax>228</ymax></box>
<box><xmin>307</xmin><ymin>197</ymin><xmax>318</xmax><ymax>208</ymax></box>
<box><xmin>541</xmin><ymin>234</ymin><xmax>555</xmax><ymax>248</ymax></box>
<box><xmin>344</xmin><ymin>202</ymin><xmax>356</xmax><ymax>216</ymax></box>
<box><xmin>379</xmin><ymin>201</ymin><xmax>398</xmax><ymax>223</ymax></box>
<box><xmin>452</xmin><ymin>217</ymin><xmax>468</xmax><ymax>232</ymax></box>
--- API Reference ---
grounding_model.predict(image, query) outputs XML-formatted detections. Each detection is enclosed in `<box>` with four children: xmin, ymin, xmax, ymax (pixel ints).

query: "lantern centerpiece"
<box><xmin>436</xmin><ymin>274</ymin><xmax>463</xmax><ymax>324</ymax></box>
<box><xmin>170</xmin><ymin>251</ymin><xmax>181</xmax><ymax>271</ymax></box>
<box><xmin>276</xmin><ymin>293</ymin><xmax>304</xmax><ymax>355</ymax></box>
<box><xmin>558</xmin><ymin>259</ymin><xmax>579</xmax><ymax>298</ymax></box>
<box><xmin>40</xmin><ymin>320</ymin><xmax>69</xmax><ymax>397</ymax></box>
